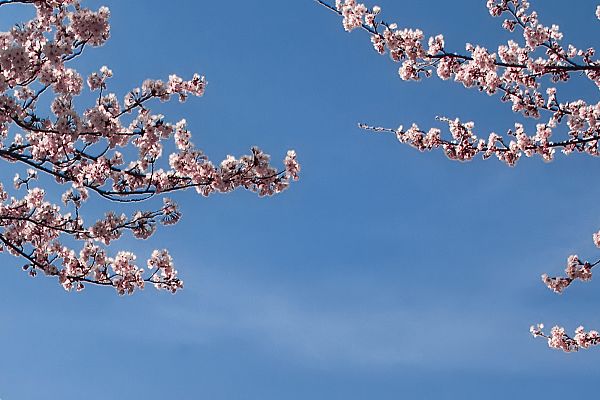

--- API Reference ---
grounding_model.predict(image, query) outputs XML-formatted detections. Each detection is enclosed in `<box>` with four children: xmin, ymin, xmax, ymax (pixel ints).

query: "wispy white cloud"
<box><xmin>151</xmin><ymin>266</ymin><xmax>528</xmax><ymax>372</ymax></box>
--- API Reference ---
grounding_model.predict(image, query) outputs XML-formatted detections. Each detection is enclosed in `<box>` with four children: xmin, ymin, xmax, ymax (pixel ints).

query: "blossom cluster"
<box><xmin>0</xmin><ymin>0</ymin><xmax>299</xmax><ymax>294</ymax></box>
<box><xmin>540</xmin><ymin>229</ymin><xmax>600</xmax><ymax>295</ymax></box>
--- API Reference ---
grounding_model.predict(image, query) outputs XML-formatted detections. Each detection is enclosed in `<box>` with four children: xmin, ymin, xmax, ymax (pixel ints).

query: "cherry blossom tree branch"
<box><xmin>530</xmin><ymin>324</ymin><xmax>600</xmax><ymax>352</ymax></box>
<box><xmin>316</xmin><ymin>0</ymin><xmax>600</xmax><ymax>73</ymax></box>
<box><xmin>0</xmin><ymin>0</ymin><xmax>301</xmax><ymax>294</ymax></box>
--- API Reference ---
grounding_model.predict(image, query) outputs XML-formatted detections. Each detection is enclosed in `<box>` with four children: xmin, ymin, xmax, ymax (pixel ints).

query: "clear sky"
<box><xmin>1</xmin><ymin>1</ymin><xmax>600</xmax><ymax>399</ymax></box>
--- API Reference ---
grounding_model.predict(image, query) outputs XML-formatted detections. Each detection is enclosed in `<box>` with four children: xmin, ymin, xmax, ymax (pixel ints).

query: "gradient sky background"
<box><xmin>1</xmin><ymin>1</ymin><xmax>600</xmax><ymax>399</ymax></box>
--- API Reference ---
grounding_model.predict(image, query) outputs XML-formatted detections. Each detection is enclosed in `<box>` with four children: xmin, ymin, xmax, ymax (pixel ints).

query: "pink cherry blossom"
<box><xmin>335</xmin><ymin>0</ymin><xmax>368</xmax><ymax>32</ymax></box>
<box><xmin>593</xmin><ymin>231</ymin><xmax>600</xmax><ymax>248</ymax></box>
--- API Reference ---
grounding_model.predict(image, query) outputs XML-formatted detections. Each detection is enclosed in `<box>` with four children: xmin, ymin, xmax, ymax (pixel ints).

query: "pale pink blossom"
<box><xmin>336</xmin><ymin>0</ymin><xmax>368</xmax><ymax>32</ymax></box>
<box><xmin>593</xmin><ymin>231</ymin><xmax>600</xmax><ymax>248</ymax></box>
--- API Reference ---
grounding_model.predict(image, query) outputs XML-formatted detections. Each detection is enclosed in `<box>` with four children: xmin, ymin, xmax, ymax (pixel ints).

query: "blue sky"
<box><xmin>1</xmin><ymin>0</ymin><xmax>600</xmax><ymax>398</ymax></box>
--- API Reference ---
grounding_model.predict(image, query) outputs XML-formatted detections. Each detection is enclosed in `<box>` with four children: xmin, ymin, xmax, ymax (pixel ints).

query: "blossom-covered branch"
<box><xmin>530</xmin><ymin>324</ymin><xmax>600</xmax><ymax>352</ymax></box>
<box><xmin>0</xmin><ymin>0</ymin><xmax>300</xmax><ymax>294</ymax></box>
<box><xmin>541</xmin><ymin>252</ymin><xmax>600</xmax><ymax>295</ymax></box>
